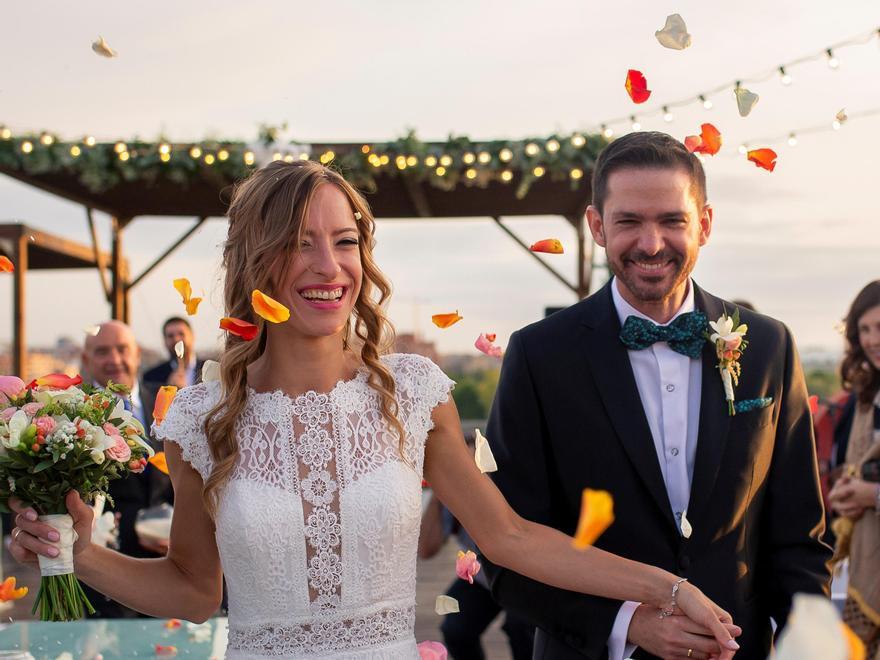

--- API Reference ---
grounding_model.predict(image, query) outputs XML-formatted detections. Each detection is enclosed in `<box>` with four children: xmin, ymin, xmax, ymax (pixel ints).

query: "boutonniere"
<box><xmin>707</xmin><ymin>310</ymin><xmax>749</xmax><ymax>416</ymax></box>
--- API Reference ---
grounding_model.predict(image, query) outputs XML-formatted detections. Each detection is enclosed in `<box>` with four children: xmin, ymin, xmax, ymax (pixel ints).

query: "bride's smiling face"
<box><xmin>274</xmin><ymin>184</ymin><xmax>363</xmax><ymax>339</ymax></box>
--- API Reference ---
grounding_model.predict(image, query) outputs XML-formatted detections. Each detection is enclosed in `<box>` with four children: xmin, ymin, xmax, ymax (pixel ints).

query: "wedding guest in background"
<box><xmin>143</xmin><ymin>317</ymin><xmax>204</xmax><ymax>389</ymax></box>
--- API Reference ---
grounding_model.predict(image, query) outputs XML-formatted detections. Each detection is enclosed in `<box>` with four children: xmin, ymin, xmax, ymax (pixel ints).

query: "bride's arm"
<box><xmin>9</xmin><ymin>441</ymin><xmax>223</xmax><ymax>622</ymax></box>
<box><xmin>423</xmin><ymin>398</ymin><xmax>739</xmax><ymax>655</ymax></box>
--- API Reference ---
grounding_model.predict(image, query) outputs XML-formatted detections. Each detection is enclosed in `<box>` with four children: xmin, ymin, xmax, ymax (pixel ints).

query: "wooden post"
<box><xmin>12</xmin><ymin>233</ymin><xmax>27</xmax><ymax>379</ymax></box>
<box><xmin>110</xmin><ymin>217</ymin><xmax>128</xmax><ymax>321</ymax></box>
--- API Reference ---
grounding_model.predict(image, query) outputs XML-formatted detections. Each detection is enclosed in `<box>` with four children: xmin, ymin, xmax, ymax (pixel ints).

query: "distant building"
<box><xmin>392</xmin><ymin>333</ymin><xmax>440</xmax><ymax>363</ymax></box>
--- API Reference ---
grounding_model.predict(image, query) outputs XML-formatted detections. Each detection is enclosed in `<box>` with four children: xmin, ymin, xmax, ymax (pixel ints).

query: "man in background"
<box><xmin>143</xmin><ymin>316</ymin><xmax>204</xmax><ymax>389</ymax></box>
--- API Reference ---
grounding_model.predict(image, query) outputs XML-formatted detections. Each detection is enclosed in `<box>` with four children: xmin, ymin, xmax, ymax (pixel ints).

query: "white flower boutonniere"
<box><xmin>708</xmin><ymin>311</ymin><xmax>749</xmax><ymax>416</ymax></box>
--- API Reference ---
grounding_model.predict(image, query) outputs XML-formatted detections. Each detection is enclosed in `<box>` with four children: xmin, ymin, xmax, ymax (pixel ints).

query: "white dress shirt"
<box><xmin>607</xmin><ymin>277</ymin><xmax>703</xmax><ymax>660</ymax></box>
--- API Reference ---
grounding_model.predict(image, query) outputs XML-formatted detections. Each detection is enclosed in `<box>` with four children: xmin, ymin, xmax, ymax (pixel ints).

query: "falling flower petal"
<box><xmin>747</xmin><ymin>148</ymin><xmax>777</xmax><ymax>172</ymax></box>
<box><xmin>809</xmin><ymin>395</ymin><xmax>819</xmax><ymax>416</ymax></box>
<box><xmin>91</xmin><ymin>36</ymin><xmax>117</xmax><ymax>58</ymax></box>
<box><xmin>417</xmin><ymin>641</ymin><xmax>448</xmax><ymax>660</ymax></box>
<box><xmin>252</xmin><ymin>290</ymin><xmax>291</xmax><ymax>323</ymax></box>
<box><xmin>686</xmin><ymin>123</ymin><xmax>722</xmax><ymax>156</ymax></box>
<box><xmin>152</xmin><ymin>386</ymin><xmax>178</xmax><ymax>426</ymax></box>
<box><xmin>835</xmin><ymin>108</ymin><xmax>848</xmax><ymax>124</ymax></box>
<box><xmin>775</xmin><ymin>593</ymin><xmax>862</xmax><ymax>660</ymax></box>
<box><xmin>680</xmin><ymin>510</ymin><xmax>693</xmax><ymax>539</ymax></box>
<box><xmin>654</xmin><ymin>14</ymin><xmax>692</xmax><ymax>50</ymax></box>
<box><xmin>456</xmin><ymin>550</ymin><xmax>482</xmax><ymax>584</ymax></box>
<box><xmin>173</xmin><ymin>278</ymin><xmax>202</xmax><ymax>317</ymax></box>
<box><xmin>185</xmin><ymin>297</ymin><xmax>202</xmax><ymax>316</ymax></box>
<box><xmin>434</xmin><ymin>595</ymin><xmax>460</xmax><ymax>615</ymax></box>
<box><xmin>201</xmin><ymin>360</ymin><xmax>220</xmax><ymax>382</ymax></box>
<box><xmin>842</xmin><ymin>623</ymin><xmax>866</xmax><ymax>660</ymax></box>
<box><xmin>154</xmin><ymin>645</ymin><xmax>177</xmax><ymax>658</ymax></box>
<box><xmin>529</xmin><ymin>239</ymin><xmax>564</xmax><ymax>254</ymax></box>
<box><xmin>475</xmin><ymin>333</ymin><xmax>503</xmax><ymax>358</ymax></box>
<box><xmin>474</xmin><ymin>429</ymin><xmax>498</xmax><ymax>473</ymax></box>
<box><xmin>164</xmin><ymin>619</ymin><xmax>182</xmax><ymax>630</ymax></box>
<box><xmin>432</xmin><ymin>311</ymin><xmax>463</xmax><ymax>329</ymax></box>
<box><xmin>572</xmin><ymin>489</ymin><xmax>615</xmax><ymax>549</ymax></box>
<box><xmin>149</xmin><ymin>452</ymin><xmax>170</xmax><ymax>475</ymax></box>
<box><xmin>220</xmin><ymin>317</ymin><xmax>259</xmax><ymax>341</ymax></box>
<box><xmin>0</xmin><ymin>577</ymin><xmax>28</xmax><ymax>601</ymax></box>
<box><xmin>0</xmin><ymin>256</ymin><xmax>13</xmax><ymax>272</ymax></box>
<box><xmin>625</xmin><ymin>69</ymin><xmax>651</xmax><ymax>104</ymax></box>
<box><xmin>26</xmin><ymin>373</ymin><xmax>83</xmax><ymax>390</ymax></box>
<box><xmin>734</xmin><ymin>87</ymin><xmax>759</xmax><ymax>117</ymax></box>
<box><xmin>174</xmin><ymin>341</ymin><xmax>185</xmax><ymax>360</ymax></box>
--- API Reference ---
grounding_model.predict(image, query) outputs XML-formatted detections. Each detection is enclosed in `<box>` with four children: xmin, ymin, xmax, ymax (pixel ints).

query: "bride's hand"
<box><xmin>675</xmin><ymin>581</ymin><xmax>742</xmax><ymax>659</ymax></box>
<box><xmin>8</xmin><ymin>491</ymin><xmax>95</xmax><ymax>566</ymax></box>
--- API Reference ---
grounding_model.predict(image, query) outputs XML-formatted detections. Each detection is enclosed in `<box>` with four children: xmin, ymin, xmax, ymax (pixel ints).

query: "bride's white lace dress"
<box><xmin>153</xmin><ymin>353</ymin><xmax>454</xmax><ymax>659</ymax></box>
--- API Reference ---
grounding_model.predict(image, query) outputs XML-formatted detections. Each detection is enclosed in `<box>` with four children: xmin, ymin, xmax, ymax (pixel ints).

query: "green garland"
<box><xmin>0</xmin><ymin>128</ymin><xmax>606</xmax><ymax>199</ymax></box>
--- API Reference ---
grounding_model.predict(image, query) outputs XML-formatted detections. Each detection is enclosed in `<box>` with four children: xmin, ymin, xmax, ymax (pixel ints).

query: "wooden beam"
<box><xmin>491</xmin><ymin>216</ymin><xmax>577</xmax><ymax>295</ymax></box>
<box><xmin>85</xmin><ymin>208</ymin><xmax>112</xmax><ymax>301</ymax></box>
<box><xmin>127</xmin><ymin>217</ymin><xmax>208</xmax><ymax>290</ymax></box>
<box><xmin>12</xmin><ymin>235</ymin><xmax>27</xmax><ymax>379</ymax></box>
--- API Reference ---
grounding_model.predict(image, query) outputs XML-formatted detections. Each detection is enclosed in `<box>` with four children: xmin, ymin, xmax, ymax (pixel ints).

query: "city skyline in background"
<box><xmin>1</xmin><ymin>1</ymin><xmax>878</xmax><ymax>362</ymax></box>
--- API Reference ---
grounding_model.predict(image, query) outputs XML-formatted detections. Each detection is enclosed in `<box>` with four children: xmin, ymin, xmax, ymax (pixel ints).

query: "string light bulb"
<box><xmin>699</xmin><ymin>95</ymin><xmax>713</xmax><ymax>110</ymax></box>
<box><xmin>663</xmin><ymin>106</ymin><xmax>674</xmax><ymax>123</ymax></box>
<box><xmin>424</xmin><ymin>155</ymin><xmax>437</xmax><ymax>167</ymax></box>
<box><xmin>395</xmin><ymin>155</ymin><xmax>407</xmax><ymax>170</ymax></box>
<box><xmin>832</xmin><ymin>118</ymin><xmax>842</xmax><ymax>130</ymax></box>
<box><xmin>787</xmin><ymin>133</ymin><xmax>798</xmax><ymax>147</ymax></box>
<box><xmin>570</xmin><ymin>168</ymin><xmax>584</xmax><ymax>180</ymax></box>
<box><xmin>462</xmin><ymin>152</ymin><xmax>476</xmax><ymax>164</ymax></box>
<box><xmin>435</xmin><ymin>166</ymin><xmax>446</xmax><ymax>176</ymax></box>
<box><xmin>738</xmin><ymin>144</ymin><xmax>748</xmax><ymax>155</ymax></box>
<box><xmin>191</xmin><ymin>146</ymin><xmax>203</xmax><ymax>159</ymax></box>
<box><xmin>361</xmin><ymin>144</ymin><xmax>371</xmax><ymax>154</ymax></box>
<box><xmin>21</xmin><ymin>141</ymin><xmax>33</xmax><ymax>154</ymax></box>
<box><xmin>826</xmin><ymin>49</ymin><xmax>839</xmax><ymax>69</ymax></box>
<box><xmin>570</xmin><ymin>133</ymin><xmax>586</xmax><ymax>148</ymax></box>
<box><xmin>118</xmin><ymin>151</ymin><xmax>130</xmax><ymax>162</ymax></box>
<box><xmin>69</xmin><ymin>145</ymin><xmax>81</xmax><ymax>157</ymax></box>
<box><xmin>630</xmin><ymin>116</ymin><xmax>641</xmax><ymax>131</ymax></box>
<box><xmin>39</xmin><ymin>133</ymin><xmax>54</xmax><ymax>146</ymax></box>
<box><xmin>406</xmin><ymin>155</ymin><xmax>418</xmax><ymax>167</ymax></box>
<box><xmin>160</xmin><ymin>152</ymin><xmax>171</xmax><ymax>163</ymax></box>
<box><xmin>779</xmin><ymin>66</ymin><xmax>793</xmax><ymax>86</ymax></box>
<box><xmin>244</xmin><ymin>151</ymin><xmax>255</xmax><ymax>165</ymax></box>
<box><xmin>299</xmin><ymin>152</ymin><xmax>310</xmax><ymax>161</ymax></box>
<box><xmin>532</xmin><ymin>166</ymin><xmax>545</xmax><ymax>177</ymax></box>
<box><xmin>320</xmin><ymin>151</ymin><xmax>335</xmax><ymax>164</ymax></box>
<box><xmin>465</xmin><ymin>168</ymin><xmax>477</xmax><ymax>179</ymax></box>
<box><xmin>601</xmin><ymin>125</ymin><xmax>614</xmax><ymax>139</ymax></box>
<box><xmin>283</xmin><ymin>154</ymin><xmax>294</xmax><ymax>163</ymax></box>
<box><xmin>0</xmin><ymin>126</ymin><xmax>10</xmax><ymax>140</ymax></box>
<box><xmin>546</xmin><ymin>139</ymin><xmax>560</xmax><ymax>153</ymax></box>
<box><xmin>500</xmin><ymin>169</ymin><xmax>513</xmax><ymax>182</ymax></box>
<box><xmin>158</xmin><ymin>143</ymin><xmax>171</xmax><ymax>156</ymax></box>
<box><xmin>204</xmin><ymin>154</ymin><xmax>216</xmax><ymax>165</ymax></box>
<box><xmin>115</xmin><ymin>142</ymin><xmax>128</xmax><ymax>154</ymax></box>
<box><xmin>524</xmin><ymin>142</ymin><xmax>540</xmax><ymax>157</ymax></box>
<box><xmin>218</xmin><ymin>149</ymin><xmax>229</xmax><ymax>161</ymax></box>
<box><xmin>439</xmin><ymin>155</ymin><xmax>453</xmax><ymax>167</ymax></box>
<box><xmin>477</xmin><ymin>151</ymin><xmax>491</xmax><ymax>164</ymax></box>
<box><xmin>84</xmin><ymin>136</ymin><xmax>96</xmax><ymax>147</ymax></box>
<box><xmin>499</xmin><ymin>148</ymin><xmax>513</xmax><ymax>162</ymax></box>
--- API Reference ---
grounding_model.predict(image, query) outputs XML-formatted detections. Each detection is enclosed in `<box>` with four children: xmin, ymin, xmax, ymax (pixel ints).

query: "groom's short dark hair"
<box><xmin>591</xmin><ymin>131</ymin><xmax>707</xmax><ymax>215</ymax></box>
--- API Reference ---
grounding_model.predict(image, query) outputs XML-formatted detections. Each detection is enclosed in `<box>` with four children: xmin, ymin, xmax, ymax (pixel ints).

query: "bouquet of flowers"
<box><xmin>0</xmin><ymin>373</ymin><xmax>155</xmax><ymax>621</ymax></box>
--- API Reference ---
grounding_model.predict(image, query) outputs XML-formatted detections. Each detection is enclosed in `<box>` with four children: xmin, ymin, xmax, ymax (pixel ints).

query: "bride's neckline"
<box><xmin>245</xmin><ymin>366</ymin><xmax>367</xmax><ymax>402</ymax></box>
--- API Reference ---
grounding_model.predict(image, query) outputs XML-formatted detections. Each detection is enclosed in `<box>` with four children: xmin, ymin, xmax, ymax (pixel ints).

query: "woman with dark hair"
<box><xmin>829</xmin><ymin>279</ymin><xmax>880</xmax><ymax>657</ymax></box>
<box><xmin>7</xmin><ymin>161</ymin><xmax>739</xmax><ymax>659</ymax></box>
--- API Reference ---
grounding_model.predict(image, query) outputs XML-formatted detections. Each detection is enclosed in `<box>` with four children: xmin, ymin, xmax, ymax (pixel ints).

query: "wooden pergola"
<box><xmin>0</xmin><ymin>223</ymin><xmax>125</xmax><ymax>377</ymax></box>
<box><xmin>1</xmin><ymin>139</ymin><xmax>603</xmax><ymax>369</ymax></box>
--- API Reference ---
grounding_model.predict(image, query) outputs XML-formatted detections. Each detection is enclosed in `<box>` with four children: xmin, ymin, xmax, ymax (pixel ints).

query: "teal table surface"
<box><xmin>0</xmin><ymin>617</ymin><xmax>228</xmax><ymax>659</ymax></box>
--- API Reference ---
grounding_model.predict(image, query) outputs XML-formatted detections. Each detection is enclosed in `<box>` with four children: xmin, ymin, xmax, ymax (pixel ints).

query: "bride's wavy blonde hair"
<box><xmin>202</xmin><ymin>160</ymin><xmax>402</xmax><ymax>517</ymax></box>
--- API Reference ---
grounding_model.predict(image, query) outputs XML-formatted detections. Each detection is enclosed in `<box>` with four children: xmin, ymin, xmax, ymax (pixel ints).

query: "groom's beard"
<box><xmin>608</xmin><ymin>248</ymin><xmax>694</xmax><ymax>304</ymax></box>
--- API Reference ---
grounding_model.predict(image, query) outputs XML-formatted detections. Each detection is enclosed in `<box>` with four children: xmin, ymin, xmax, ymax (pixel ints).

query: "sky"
<box><xmin>1</xmin><ymin>1</ymin><xmax>878</xmax><ymax>362</ymax></box>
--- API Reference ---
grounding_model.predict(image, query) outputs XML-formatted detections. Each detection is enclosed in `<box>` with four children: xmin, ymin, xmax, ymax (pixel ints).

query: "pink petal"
<box><xmin>418</xmin><ymin>641</ymin><xmax>448</xmax><ymax>660</ymax></box>
<box><xmin>475</xmin><ymin>333</ymin><xmax>503</xmax><ymax>358</ymax></box>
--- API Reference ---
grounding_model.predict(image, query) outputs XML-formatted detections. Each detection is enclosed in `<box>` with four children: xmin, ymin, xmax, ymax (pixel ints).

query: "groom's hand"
<box><xmin>628</xmin><ymin>605</ymin><xmax>737</xmax><ymax>659</ymax></box>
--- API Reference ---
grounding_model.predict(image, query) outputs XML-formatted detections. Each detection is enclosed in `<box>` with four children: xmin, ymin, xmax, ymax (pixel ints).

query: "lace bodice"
<box><xmin>153</xmin><ymin>353</ymin><xmax>454</xmax><ymax>659</ymax></box>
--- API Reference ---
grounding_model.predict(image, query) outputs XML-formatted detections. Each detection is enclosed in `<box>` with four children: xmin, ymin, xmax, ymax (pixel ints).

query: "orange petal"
<box><xmin>432</xmin><ymin>312</ymin><xmax>463</xmax><ymax>329</ymax></box>
<box><xmin>0</xmin><ymin>577</ymin><xmax>27</xmax><ymax>601</ymax></box>
<box><xmin>173</xmin><ymin>278</ymin><xmax>192</xmax><ymax>302</ymax></box>
<box><xmin>572</xmin><ymin>489</ymin><xmax>615</xmax><ymax>549</ymax></box>
<box><xmin>0</xmin><ymin>256</ymin><xmax>13</xmax><ymax>273</ymax></box>
<box><xmin>697</xmin><ymin>123</ymin><xmax>722</xmax><ymax>155</ymax></box>
<box><xmin>842</xmin><ymin>622</ymin><xmax>866</xmax><ymax>660</ymax></box>
<box><xmin>164</xmin><ymin>619</ymin><xmax>182</xmax><ymax>630</ymax></box>
<box><xmin>747</xmin><ymin>148</ymin><xmax>777</xmax><ymax>172</ymax></box>
<box><xmin>684</xmin><ymin>135</ymin><xmax>702</xmax><ymax>153</ymax></box>
<box><xmin>252</xmin><ymin>290</ymin><xmax>291</xmax><ymax>323</ymax></box>
<box><xmin>220</xmin><ymin>317</ymin><xmax>259</xmax><ymax>341</ymax></box>
<box><xmin>625</xmin><ymin>69</ymin><xmax>651</xmax><ymax>104</ymax></box>
<box><xmin>149</xmin><ymin>451</ymin><xmax>170</xmax><ymax>475</ymax></box>
<box><xmin>529</xmin><ymin>239</ymin><xmax>564</xmax><ymax>254</ymax></box>
<box><xmin>152</xmin><ymin>386</ymin><xmax>178</xmax><ymax>426</ymax></box>
<box><xmin>184</xmin><ymin>297</ymin><xmax>202</xmax><ymax>316</ymax></box>
<box><xmin>27</xmin><ymin>373</ymin><xmax>83</xmax><ymax>390</ymax></box>
<box><xmin>154</xmin><ymin>645</ymin><xmax>178</xmax><ymax>658</ymax></box>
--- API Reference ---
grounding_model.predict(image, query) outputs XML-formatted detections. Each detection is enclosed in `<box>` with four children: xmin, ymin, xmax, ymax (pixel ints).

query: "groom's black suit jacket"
<box><xmin>483</xmin><ymin>281</ymin><xmax>831</xmax><ymax>660</ymax></box>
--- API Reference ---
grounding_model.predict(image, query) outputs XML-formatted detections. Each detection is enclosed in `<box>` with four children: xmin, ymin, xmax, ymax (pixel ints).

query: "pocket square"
<box><xmin>734</xmin><ymin>397</ymin><xmax>773</xmax><ymax>414</ymax></box>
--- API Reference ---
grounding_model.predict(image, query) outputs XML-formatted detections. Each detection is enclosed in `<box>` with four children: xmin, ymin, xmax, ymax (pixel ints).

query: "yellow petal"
<box><xmin>434</xmin><ymin>595</ymin><xmax>460</xmax><ymax>615</ymax></box>
<box><xmin>572</xmin><ymin>489</ymin><xmax>614</xmax><ymax>549</ymax></box>
<box><xmin>734</xmin><ymin>324</ymin><xmax>748</xmax><ymax>335</ymax></box>
<box><xmin>173</xmin><ymin>278</ymin><xmax>192</xmax><ymax>303</ymax></box>
<box><xmin>185</xmin><ymin>297</ymin><xmax>202</xmax><ymax>316</ymax></box>
<box><xmin>149</xmin><ymin>452</ymin><xmax>169</xmax><ymax>475</ymax></box>
<box><xmin>474</xmin><ymin>429</ymin><xmax>497</xmax><ymax>473</ymax></box>
<box><xmin>91</xmin><ymin>35</ymin><xmax>118</xmax><ymax>58</ymax></box>
<box><xmin>252</xmin><ymin>290</ymin><xmax>291</xmax><ymax>323</ymax></box>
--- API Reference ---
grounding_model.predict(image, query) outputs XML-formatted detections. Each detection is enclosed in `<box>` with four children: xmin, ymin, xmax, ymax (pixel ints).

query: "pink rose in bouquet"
<box><xmin>0</xmin><ymin>407</ymin><xmax>15</xmax><ymax>422</ymax></box>
<box><xmin>21</xmin><ymin>402</ymin><xmax>42</xmax><ymax>417</ymax></box>
<box><xmin>106</xmin><ymin>435</ymin><xmax>132</xmax><ymax>463</ymax></box>
<box><xmin>33</xmin><ymin>416</ymin><xmax>56</xmax><ymax>437</ymax></box>
<box><xmin>0</xmin><ymin>376</ymin><xmax>25</xmax><ymax>405</ymax></box>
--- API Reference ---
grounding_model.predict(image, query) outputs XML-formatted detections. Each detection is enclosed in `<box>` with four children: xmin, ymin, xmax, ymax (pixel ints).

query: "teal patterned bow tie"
<box><xmin>619</xmin><ymin>311</ymin><xmax>708</xmax><ymax>359</ymax></box>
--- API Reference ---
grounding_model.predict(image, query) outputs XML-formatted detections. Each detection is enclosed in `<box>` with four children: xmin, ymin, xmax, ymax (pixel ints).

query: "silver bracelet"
<box><xmin>659</xmin><ymin>578</ymin><xmax>688</xmax><ymax>619</ymax></box>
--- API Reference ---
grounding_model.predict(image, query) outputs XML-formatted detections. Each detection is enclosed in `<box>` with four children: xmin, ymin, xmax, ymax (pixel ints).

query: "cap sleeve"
<box><xmin>151</xmin><ymin>382</ymin><xmax>218</xmax><ymax>482</ymax></box>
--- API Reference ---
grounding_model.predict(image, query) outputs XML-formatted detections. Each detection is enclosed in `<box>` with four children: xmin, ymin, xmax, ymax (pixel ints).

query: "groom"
<box><xmin>484</xmin><ymin>132</ymin><xmax>831</xmax><ymax>659</ymax></box>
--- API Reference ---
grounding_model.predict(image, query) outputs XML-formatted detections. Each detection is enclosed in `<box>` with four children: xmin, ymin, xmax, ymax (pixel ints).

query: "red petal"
<box><xmin>0</xmin><ymin>256</ymin><xmax>13</xmax><ymax>273</ymax></box>
<box><xmin>684</xmin><ymin>136</ymin><xmax>702</xmax><ymax>153</ymax></box>
<box><xmin>809</xmin><ymin>395</ymin><xmax>819</xmax><ymax>416</ymax></box>
<box><xmin>219</xmin><ymin>317</ymin><xmax>259</xmax><ymax>341</ymax></box>
<box><xmin>529</xmin><ymin>239</ymin><xmax>564</xmax><ymax>254</ymax></box>
<box><xmin>697</xmin><ymin>123</ymin><xmax>722</xmax><ymax>155</ymax></box>
<box><xmin>625</xmin><ymin>69</ymin><xmax>651</xmax><ymax>104</ymax></box>
<box><xmin>747</xmin><ymin>148</ymin><xmax>777</xmax><ymax>172</ymax></box>
<box><xmin>27</xmin><ymin>373</ymin><xmax>83</xmax><ymax>389</ymax></box>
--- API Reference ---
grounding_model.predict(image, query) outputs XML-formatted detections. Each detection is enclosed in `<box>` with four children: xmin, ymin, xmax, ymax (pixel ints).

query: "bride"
<box><xmin>9</xmin><ymin>161</ymin><xmax>740</xmax><ymax>659</ymax></box>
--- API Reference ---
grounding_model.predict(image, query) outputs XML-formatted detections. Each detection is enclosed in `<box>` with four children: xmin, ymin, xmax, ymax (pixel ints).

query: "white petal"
<box><xmin>709</xmin><ymin>333</ymin><xmax>721</xmax><ymax>343</ymax></box>
<box><xmin>201</xmin><ymin>360</ymin><xmax>221</xmax><ymax>383</ymax></box>
<box><xmin>174</xmin><ymin>341</ymin><xmax>185</xmax><ymax>360</ymax></box>
<box><xmin>680</xmin><ymin>510</ymin><xmax>693</xmax><ymax>539</ymax></box>
<box><xmin>654</xmin><ymin>14</ymin><xmax>692</xmax><ymax>50</ymax></box>
<box><xmin>775</xmin><ymin>594</ymin><xmax>849</xmax><ymax>660</ymax></box>
<box><xmin>91</xmin><ymin>36</ymin><xmax>118</xmax><ymax>58</ymax></box>
<box><xmin>435</xmin><ymin>595</ymin><xmax>460</xmax><ymax>615</ymax></box>
<box><xmin>734</xmin><ymin>87</ymin><xmax>759</xmax><ymax>117</ymax></box>
<box><xmin>474</xmin><ymin>429</ymin><xmax>497</xmax><ymax>473</ymax></box>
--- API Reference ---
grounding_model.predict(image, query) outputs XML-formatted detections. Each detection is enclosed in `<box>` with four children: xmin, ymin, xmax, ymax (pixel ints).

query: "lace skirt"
<box><xmin>226</xmin><ymin>636</ymin><xmax>418</xmax><ymax>659</ymax></box>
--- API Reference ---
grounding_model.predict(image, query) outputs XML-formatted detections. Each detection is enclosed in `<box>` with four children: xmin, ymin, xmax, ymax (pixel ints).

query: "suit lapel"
<box><xmin>581</xmin><ymin>284</ymin><xmax>678</xmax><ymax>530</ymax></box>
<box><xmin>686</xmin><ymin>286</ymin><xmax>732</xmax><ymax>528</ymax></box>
